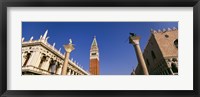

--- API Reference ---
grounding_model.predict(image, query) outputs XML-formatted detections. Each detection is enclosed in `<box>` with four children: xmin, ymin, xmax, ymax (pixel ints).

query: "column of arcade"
<box><xmin>67</xmin><ymin>68</ymin><xmax>81</xmax><ymax>75</ymax></box>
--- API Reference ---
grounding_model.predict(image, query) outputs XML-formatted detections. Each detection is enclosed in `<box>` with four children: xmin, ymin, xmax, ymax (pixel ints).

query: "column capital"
<box><xmin>130</xmin><ymin>35</ymin><xmax>149</xmax><ymax>75</ymax></box>
<box><xmin>63</xmin><ymin>44</ymin><xmax>75</xmax><ymax>53</ymax></box>
<box><xmin>61</xmin><ymin>43</ymin><xmax>74</xmax><ymax>75</ymax></box>
<box><xmin>129</xmin><ymin>36</ymin><xmax>140</xmax><ymax>45</ymax></box>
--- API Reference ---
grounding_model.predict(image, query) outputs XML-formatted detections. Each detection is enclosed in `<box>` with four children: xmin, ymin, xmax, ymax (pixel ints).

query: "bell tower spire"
<box><xmin>91</xmin><ymin>36</ymin><xmax>98</xmax><ymax>47</ymax></box>
<box><xmin>89</xmin><ymin>36</ymin><xmax>99</xmax><ymax>75</ymax></box>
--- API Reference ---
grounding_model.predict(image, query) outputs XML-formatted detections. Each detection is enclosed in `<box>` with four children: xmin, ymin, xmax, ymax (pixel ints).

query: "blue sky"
<box><xmin>22</xmin><ymin>22</ymin><xmax>178</xmax><ymax>75</ymax></box>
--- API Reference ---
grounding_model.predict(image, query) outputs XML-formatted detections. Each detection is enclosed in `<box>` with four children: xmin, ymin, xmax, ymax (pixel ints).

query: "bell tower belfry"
<box><xmin>89</xmin><ymin>36</ymin><xmax>99</xmax><ymax>75</ymax></box>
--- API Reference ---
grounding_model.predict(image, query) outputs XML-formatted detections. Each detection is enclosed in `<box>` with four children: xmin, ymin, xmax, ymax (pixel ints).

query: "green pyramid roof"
<box><xmin>92</xmin><ymin>36</ymin><xmax>98</xmax><ymax>46</ymax></box>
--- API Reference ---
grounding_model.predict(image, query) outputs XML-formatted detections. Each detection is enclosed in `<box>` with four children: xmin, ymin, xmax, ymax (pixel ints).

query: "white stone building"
<box><xmin>22</xmin><ymin>30</ymin><xmax>89</xmax><ymax>75</ymax></box>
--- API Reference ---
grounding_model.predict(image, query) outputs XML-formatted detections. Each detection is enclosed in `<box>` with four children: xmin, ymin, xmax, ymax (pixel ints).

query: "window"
<box><xmin>165</xmin><ymin>35</ymin><xmax>169</xmax><ymax>38</ymax></box>
<box><xmin>172</xmin><ymin>58</ymin><xmax>177</xmax><ymax>62</ymax></box>
<box><xmin>92</xmin><ymin>53</ymin><xmax>96</xmax><ymax>55</ymax></box>
<box><xmin>151</xmin><ymin>51</ymin><xmax>156</xmax><ymax>60</ymax></box>
<box><xmin>174</xmin><ymin>39</ymin><xmax>178</xmax><ymax>48</ymax></box>
<box><xmin>171</xmin><ymin>63</ymin><xmax>178</xmax><ymax>73</ymax></box>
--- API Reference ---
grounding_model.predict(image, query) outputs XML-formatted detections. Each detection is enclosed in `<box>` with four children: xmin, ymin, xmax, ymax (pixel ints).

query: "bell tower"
<box><xmin>89</xmin><ymin>36</ymin><xmax>99</xmax><ymax>75</ymax></box>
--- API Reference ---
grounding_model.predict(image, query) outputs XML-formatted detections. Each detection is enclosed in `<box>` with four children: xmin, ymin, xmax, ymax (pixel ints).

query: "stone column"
<box><xmin>54</xmin><ymin>63</ymin><xmax>58</xmax><ymax>73</ymax></box>
<box><xmin>129</xmin><ymin>35</ymin><xmax>149</xmax><ymax>75</ymax></box>
<box><xmin>56</xmin><ymin>64</ymin><xmax>62</xmax><ymax>75</ymax></box>
<box><xmin>61</xmin><ymin>43</ymin><xmax>75</xmax><ymax>75</ymax></box>
<box><xmin>67</xmin><ymin>69</ymin><xmax>71</xmax><ymax>75</ymax></box>
<box><xmin>71</xmin><ymin>70</ymin><xmax>74</xmax><ymax>75</ymax></box>
<box><xmin>26</xmin><ymin>51</ymin><xmax>36</xmax><ymax>66</ymax></box>
<box><xmin>41</xmin><ymin>57</ymin><xmax>51</xmax><ymax>71</ymax></box>
<box><xmin>169</xmin><ymin>68</ymin><xmax>174</xmax><ymax>75</ymax></box>
<box><xmin>25</xmin><ymin>51</ymin><xmax>42</xmax><ymax>68</ymax></box>
<box><xmin>32</xmin><ymin>52</ymin><xmax>42</xmax><ymax>67</ymax></box>
<box><xmin>22</xmin><ymin>52</ymin><xmax>26</xmax><ymax>66</ymax></box>
<box><xmin>55</xmin><ymin>64</ymin><xmax>59</xmax><ymax>74</ymax></box>
<box><xmin>54</xmin><ymin>62</ymin><xmax>58</xmax><ymax>74</ymax></box>
<box><xmin>73</xmin><ymin>71</ymin><xmax>75</xmax><ymax>75</ymax></box>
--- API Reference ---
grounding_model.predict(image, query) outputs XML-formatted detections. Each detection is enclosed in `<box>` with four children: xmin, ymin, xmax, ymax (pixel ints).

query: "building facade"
<box><xmin>134</xmin><ymin>27</ymin><xmax>178</xmax><ymax>75</ymax></box>
<box><xmin>22</xmin><ymin>30</ymin><xmax>89</xmax><ymax>75</ymax></box>
<box><xmin>89</xmin><ymin>36</ymin><xmax>100</xmax><ymax>75</ymax></box>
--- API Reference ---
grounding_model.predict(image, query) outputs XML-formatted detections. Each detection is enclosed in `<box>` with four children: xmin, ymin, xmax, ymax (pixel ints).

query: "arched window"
<box><xmin>171</xmin><ymin>63</ymin><xmax>178</xmax><ymax>73</ymax></box>
<box><xmin>38</xmin><ymin>56</ymin><xmax>46</xmax><ymax>68</ymax></box>
<box><xmin>92</xmin><ymin>53</ymin><xmax>96</xmax><ymax>55</ymax></box>
<box><xmin>172</xmin><ymin>58</ymin><xmax>178</xmax><ymax>62</ymax></box>
<box><xmin>174</xmin><ymin>39</ymin><xmax>178</xmax><ymax>48</ymax></box>
<box><xmin>48</xmin><ymin>60</ymin><xmax>56</xmax><ymax>74</ymax></box>
<box><xmin>151</xmin><ymin>51</ymin><xmax>156</xmax><ymax>60</ymax></box>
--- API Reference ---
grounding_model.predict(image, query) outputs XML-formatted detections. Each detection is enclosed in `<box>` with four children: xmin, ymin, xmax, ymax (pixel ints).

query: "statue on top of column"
<box><xmin>69</xmin><ymin>38</ymin><xmax>72</xmax><ymax>44</ymax></box>
<box><xmin>130</xmin><ymin>32</ymin><xmax>136</xmax><ymax>37</ymax></box>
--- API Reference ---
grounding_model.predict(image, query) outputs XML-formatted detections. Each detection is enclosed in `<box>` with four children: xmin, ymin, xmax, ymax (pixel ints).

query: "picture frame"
<box><xmin>0</xmin><ymin>0</ymin><xmax>199</xmax><ymax>97</ymax></box>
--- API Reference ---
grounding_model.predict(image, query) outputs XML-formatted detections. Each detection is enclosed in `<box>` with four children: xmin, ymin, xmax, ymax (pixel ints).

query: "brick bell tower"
<box><xmin>89</xmin><ymin>36</ymin><xmax>99</xmax><ymax>75</ymax></box>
